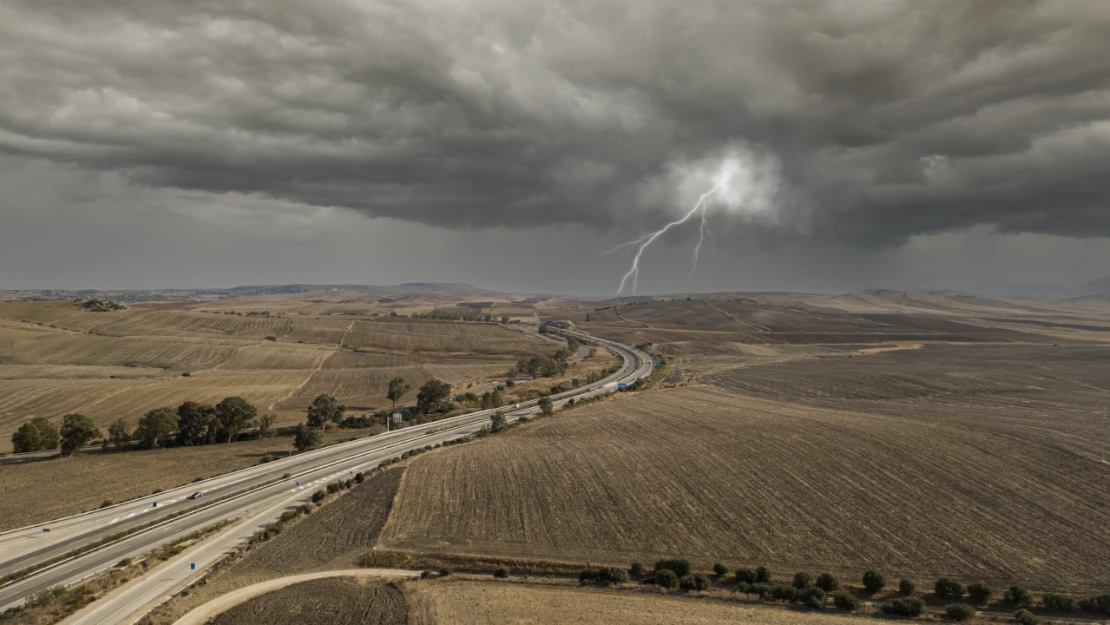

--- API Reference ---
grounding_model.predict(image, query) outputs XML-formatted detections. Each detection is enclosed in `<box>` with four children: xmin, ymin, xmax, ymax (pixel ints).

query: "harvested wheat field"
<box><xmin>0</xmin><ymin>430</ymin><xmax>370</xmax><ymax>530</ymax></box>
<box><xmin>0</xmin><ymin>300</ymin><xmax>556</xmax><ymax>447</ymax></box>
<box><xmin>208</xmin><ymin>578</ymin><xmax>406</xmax><ymax>625</ymax></box>
<box><xmin>380</xmin><ymin>386</ymin><xmax>1110</xmax><ymax>592</ymax></box>
<box><xmin>411</xmin><ymin>581</ymin><xmax>865</xmax><ymax>625</ymax></box>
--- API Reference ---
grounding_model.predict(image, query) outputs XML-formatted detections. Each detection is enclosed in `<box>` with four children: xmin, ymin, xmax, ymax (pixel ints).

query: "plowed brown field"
<box><xmin>380</xmin><ymin>386</ymin><xmax>1110</xmax><ymax>592</ymax></box>
<box><xmin>209</xmin><ymin>578</ymin><xmax>406</xmax><ymax>625</ymax></box>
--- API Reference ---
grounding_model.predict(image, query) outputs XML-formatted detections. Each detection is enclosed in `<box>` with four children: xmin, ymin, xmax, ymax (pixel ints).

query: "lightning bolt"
<box><xmin>617</xmin><ymin>184</ymin><xmax>720</xmax><ymax>295</ymax></box>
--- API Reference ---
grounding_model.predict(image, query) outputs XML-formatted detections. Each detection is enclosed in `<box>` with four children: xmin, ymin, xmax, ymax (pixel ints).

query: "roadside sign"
<box><xmin>571</xmin><ymin>378</ymin><xmax>580</xmax><ymax>387</ymax></box>
<box><xmin>392</xmin><ymin>413</ymin><xmax>402</xmax><ymax>423</ymax></box>
<box><xmin>152</xmin><ymin>502</ymin><xmax>157</xmax><ymax>507</ymax></box>
<box><xmin>617</xmin><ymin>382</ymin><xmax>627</xmax><ymax>388</ymax></box>
<box><xmin>190</xmin><ymin>563</ymin><xmax>196</xmax><ymax>570</ymax></box>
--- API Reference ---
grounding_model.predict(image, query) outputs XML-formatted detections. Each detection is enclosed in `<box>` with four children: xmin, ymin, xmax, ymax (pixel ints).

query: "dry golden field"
<box><xmin>380</xmin><ymin>385</ymin><xmax>1110</xmax><ymax>592</ymax></box>
<box><xmin>410</xmin><ymin>581</ymin><xmax>871</xmax><ymax>625</ymax></box>
<box><xmin>0</xmin><ymin>298</ymin><xmax>559</xmax><ymax>450</ymax></box>
<box><xmin>0</xmin><ymin>428</ymin><xmax>368</xmax><ymax>530</ymax></box>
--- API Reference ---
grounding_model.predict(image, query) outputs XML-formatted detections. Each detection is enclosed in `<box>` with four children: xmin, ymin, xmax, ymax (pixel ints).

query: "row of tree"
<box><xmin>12</xmin><ymin>413</ymin><xmax>105</xmax><ymax>456</ymax></box>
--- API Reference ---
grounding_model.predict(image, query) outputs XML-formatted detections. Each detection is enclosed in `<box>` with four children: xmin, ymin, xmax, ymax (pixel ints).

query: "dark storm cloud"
<box><xmin>1</xmin><ymin>0</ymin><xmax>1109</xmax><ymax>244</ymax></box>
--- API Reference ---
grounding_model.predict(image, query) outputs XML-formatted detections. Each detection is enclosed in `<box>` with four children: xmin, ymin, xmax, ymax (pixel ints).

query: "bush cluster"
<box><xmin>1014</xmin><ymin>609</ymin><xmax>1040</xmax><ymax>625</ymax></box>
<box><xmin>935</xmin><ymin>577</ymin><xmax>965</xmax><ymax>600</ymax></box>
<box><xmin>1005</xmin><ymin>585</ymin><xmax>1033</xmax><ymax>607</ymax></box>
<box><xmin>1041</xmin><ymin>593</ymin><xmax>1079</xmax><ymax>612</ymax></box>
<box><xmin>579</xmin><ymin>567</ymin><xmax>630</xmax><ymax>586</ymax></box>
<box><xmin>862</xmin><ymin>569</ymin><xmax>886</xmax><ymax>594</ymax></box>
<box><xmin>881</xmin><ymin>597</ymin><xmax>926</xmax><ymax>617</ymax></box>
<box><xmin>945</xmin><ymin>603</ymin><xmax>976</xmax><ymax>621</ymax></box>
<box><xmin>815</xmin><ymin>572</ymin><xmax>839</xmax><ymax>592</ymax></box>
<box><xmin>967</xmin><ymin>581</ymin><xmax>992</xmax><ymax>603</ymax></box>
<box><xmin>679</xmin><ymin>573</ymin><xmax>712</xmax><ymax>591</ymax></box>
<box><xmin>899</xmin><ymin>579</ymin><xmax>916</xmax><ymax>595</ymax></box>
<box><xmin>793</xmin><ymin>572</ymin><xmax>812</xmax><ymax>588</ymax></box>
<box><xmin>832</xmin><ymin>591</ymin><xmax>860</xmax><ymax>611</ymax></box>
<box><xmin>735</xmin><ymin>566</ymin><xmax>771</xmax><ymax>584</ymax></box>
<box><xmin>654</xmin><ymin>569</ymin><xmax>679</xmax><ymax>589</ymax></box>
<box><xmin>654</xmin><ymin>559</ymin><xmax>692</xmax><ymax>578</ymax></box>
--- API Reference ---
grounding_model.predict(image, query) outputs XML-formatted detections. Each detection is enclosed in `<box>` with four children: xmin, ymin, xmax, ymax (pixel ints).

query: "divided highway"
<box><xmin>0</xmin><ymin>327</ymin><xmax>652</xmax><ymax>618</ymax></box>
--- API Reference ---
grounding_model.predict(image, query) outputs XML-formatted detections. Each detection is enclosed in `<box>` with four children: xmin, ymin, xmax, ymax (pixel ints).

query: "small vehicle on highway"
<box><xmin>187</xmin><ymin>492</ymin><xmax>202</xmax><ymax>500</ymax></box>
<box><xmin>42</xmin><ymin>528</ymin><xmax>50</xmax><ymax>533</ymax></box>
<box><xmin>514</xmin><ymin>403</ymin><xmax>520</xmax><ymax>408</ymax></box>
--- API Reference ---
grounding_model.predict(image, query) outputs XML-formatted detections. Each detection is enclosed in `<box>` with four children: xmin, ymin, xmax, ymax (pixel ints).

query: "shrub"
<box><xmin>713</xmin><ymin>562</ymin><xmax>729</xmax><ymax>578</ymax></box>
<box><xmin>654</xmin><ymin>569</ymin><xmax>679</xmax><ymax>589</ymax></box>
<box><xmin>629</xmin><ymin>562</ymin><xmax>645</xmax><ymax>578</ymax></box>
<box><xmin>967</xmin><ymin>581</ymin><xmax>992</xmax><ymax>603</ymax></box>
<box><xmin>582</xmin><ymin>567</ymin><xmax>630</xmax><ymax>586</ymax></box>
<box><xmin>899</xmin><ymin>578</ymin><xmax>916</xmax><ymax>595</ymax></box>
<box><xmin>439</xmin><ymin>567</ymin><xmax>453</xmax><ymax>577</ymax></box>
<box><xmin>935</xmin><ymin>578</ymin><xmax>965</xmax><ymax>600</ymax></box>
<box><xmin>735</xmin><ymin>582</ymin><xmax>751</xmax><ymax>594</ymax></box>
<box><xmin>492</xmin><ymin>567</ymin><xmax>509</xmax><ymax>579</ymax></box>
<box><xmin>833</xmin><ymin>591</ymin><xmax>860</xmax><ymax>611</ymax></box>
<box><xmin>881</xmin><ymin>597</ymin><xmax>926</xmax><ymax>617</ymax></box>
<box><xmin>100</xmin><ymin>500</ymin><xmax>114</xmax><ymax>509</ymax></box>
<box><xmin>279</xmin><ymin>510</ymin><xmax>297</xmax><ymax>522</ymax></box>
<box><xmin>1041</xmin><ymin>593</ymin><xmax>1079</xmax><ymax>612</ymax></box>
<box><xmin>816</xmin><ymin>572</ymin><xmax>839</xmax><ymax>592</ymax></box>
<box><xmin>770</xmin><ymin>584</ymin><xmax>798</xmax><ymax>602</ymax></box>
<box><xmin>680</xmin><ymin>573</ymin><xmax>712</xmax><ymax>592</ymax></box>
<box><xmin>946</xmin><ymin>603</ymin><xmax>976</xmax><ymax>621</ymax></box>
<box><xmin>1078</xmin><ymin>594</ymin><xmax>1110</xmax><ymax>615</ymax></box>
<box><xmin>1013</xmin><ymin>609</ymin><xmax>1040</xmax><ymax>625</ymax></box>
<box><xmin>579</xmin><ymin>568</ymin><xmax>598</xmax><ymax>584</ymax></box>
<box><xmin>862</xmin><ymin>569</ymin><xmax>886</xmax><ymax>594</ymax></box>
<box><xmin>311</xmin><ymin>489</ymin><xmax>326</xmax><ymax>503</ymax></box>
<box><xmin>799</xmin><ymin>586</ymin><xmax>827</xmax><ymax>609</ymax></box>
<box><xmin>793</xmin><ymin>571</ymin><xmax>812</xmax><ymax>588</ymax></box>
<box><xmin>1005</xmin><ymin>585</ymin><xmax>1033</xmax><ymax>607</ymax></box>
<box><xmin>755</xmin><ymin>566</ymin><xmax>771</xmax><ymax>583</ymax></box>
<box><xmin>421</xmin><ymin>569</ymin><xmax>435</xmax><ymax>579</ymax></box>
<box><xmin>654</xmin><ymin>559</ymin><xmax>692</xmax><ymax>578</ymax></box>
<box><xmin>747</xmin><ymin>583</ymin><xmax>771</xmax><ymax>599</ymax></box>
<box><xmin>735</xmin><ymin>568</ymin><xmax>758</xmax><ymax>584</ymax></box>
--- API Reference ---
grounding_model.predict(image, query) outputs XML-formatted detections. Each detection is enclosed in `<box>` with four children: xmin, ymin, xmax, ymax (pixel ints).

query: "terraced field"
<box><xmin>380</xmin><ymin>386</ymin><xmax>1110</xmax><ymax>592</ymax></box>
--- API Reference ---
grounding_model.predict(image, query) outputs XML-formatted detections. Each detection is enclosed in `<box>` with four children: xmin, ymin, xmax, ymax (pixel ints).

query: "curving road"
<box><xmin>0</xmin><ymin>327</ymin><xmax>651</xmax><ymax>620</ymax></box>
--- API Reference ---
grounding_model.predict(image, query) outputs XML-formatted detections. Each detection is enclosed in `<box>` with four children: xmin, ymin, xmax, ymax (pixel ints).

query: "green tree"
<box><xmin>293</xmin><ymin>424</ymin><xmax>323</xmax><ymax>451</ymax></box>
<box><xmin>479</xmin><ymin>391</ymin><xmax>493</xmax><ymax>410</ymax></box>
<box><xmin>11</xmin><ymin>422</ymin><xmax>42</xmax><ymax>453</ymax></box>
<box><xmin>490</xmin><ymin>387</ymin><xmax>504</xmax><ymax>408</ymax></box>
<box><xmin>967</xmin><ymin>581</ymin><xmax>992</xmax><ymax>604</ymax></box>
<box><xmin>833</xmin><ymin>591</ymin><xmax>860</xmax><ymax>611</ymax></box>
<box><xmin>1004</xmin><ymin>586</ymin><xmax>1033</xmax><ymax>607</ymax></box>
<box><xmin>135</xmin><ymin>407</ymin><xmax>178</xmax><ymax>449</ymax></box>
<box><xmin>539</xmin><ymin>395</ymin><xmax>554</xmax><ymax>416</ymax></box>
<box><xmin>654</xmin><ymin>569</ymin><xmax>679</xmax><ymax>589</ymax></box>
<box><xmin>387</xmin><ymin>377</ymin><xmax>411</xmax><ymax>408</ymax></box>
<box><xmin>816</xmin><ymin>572</ymin><xmax>839</xmax><ymax>592</ymax></box>
<box><xmin>654</xmin><ymin>559</ymin><xmax>692</xmax><ymax>577</ymax></box>
<box><xmin>490</xmin><ymin>411</ymin><xmax>508</xmax><ymax>433</ymax></box>
<box><xmin>176</xmin><ymin>401</ymin><xmax>214</xmax><ymax>446</ymax></box>
<box><xmin>306</xmin><ymin>394</ymin><xmax>345</xmax><ymax>428</ymax></box>
<box><xmin>935</xmin><ymin>578</ymin><xmax>965</xmax><ymax>600</ymax></box>
<box><xmin>680</xmin><ymin>573</ymin><xmax>711</xmax><ymax>591</ymax></box>
<box><xmin>1014</xmin><ymin>609</ymin><xmax>1040</xmax><ymax>625</ymax></box>
<box><xmin>899</xmin><ymin>579</ymin><xmax>916</xmax><ymax>595</ymax></box>
<box><xmin>793</xmin><ymin>572</ymin><xmax>812</xmax><ymax>588</ymax></box>
<box><xmin>629</xmin><ymin>562</ymin><xmax>645</xmax><ymax>578</ymax></box>
<box><xmin>107</xmin><ymin>418</ymin><xmax>130</xmax><ymax>448</ymax></box>
<box><xmin>713</xmin><ymin>562</ymin><xmax>729</xmax><ymax>578</ymax></box>
<box><xmin>862</xmin><ymin>570</ymin><xmax>886</xmax><ymax>594</ymax></box>
<box><xmin>257</xmin><ymin>414</ymin><xmax>275</xmax><ymax>438</ymax></box>
<box><xmin>213</xmin><ymin>396</ymin><xmax>257</xmax><ymax>443</ymax></box>
<box><xmin>30</xmin><ymin>417</ymin><xmax>59</xmax><ymax>450</ymax></box>
<box><xmin>755</xmin><ymin>566</ymin><xmax>772</xmax><ymax>583</ymax></box>
<box><xmin>945</xmin><ymin>603</ymin><xmax>976</xmax><ymax>621</ymax></box>
<box><xmin>59</xmin><ymin>413</ymin><xmax>102</xmax><ymax>456</ymax></box>
<box><xmin>735</xmin><ymin>568</ymin><xmax>758</xmax><ymax>584</ymax></box>
<box><xmin>416</xmin><ymin>379</ymin><xmax>452</xmax><ymax>414</ymax></box>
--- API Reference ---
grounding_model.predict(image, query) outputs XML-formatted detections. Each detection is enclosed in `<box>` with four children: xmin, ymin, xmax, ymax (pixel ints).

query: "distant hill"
<box><xmin>1</xmin><ymin>283</ymin><xmax>480</xmax><ymax>303</ymax></box>
<box><xmin>1080</xmin><ymin>275</ymin><xmax>1110</xmax><ymax>294</ymax></box>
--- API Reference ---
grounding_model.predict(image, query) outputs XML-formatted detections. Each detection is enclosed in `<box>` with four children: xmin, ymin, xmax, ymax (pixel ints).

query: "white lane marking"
<box><xmin>126</xmin><ymin>513</ymin><xmax>135</xmax><ymax>519</ymax></box>
<box><xmin>109</xmin><ymin>517</ymin><xmax>119</xmax><ymax>524</ymax></box>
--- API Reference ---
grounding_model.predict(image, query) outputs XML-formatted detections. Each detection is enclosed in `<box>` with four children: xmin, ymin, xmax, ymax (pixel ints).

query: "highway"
<box><xmin>0</xmin><ymin>327</ymin><xmax>652</xmax><ymax>620</ymax></box>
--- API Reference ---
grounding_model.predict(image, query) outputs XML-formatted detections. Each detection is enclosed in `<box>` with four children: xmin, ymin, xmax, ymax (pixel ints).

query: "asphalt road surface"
<box><xmin>0</xmin><ymin>326</ymin><xmax>651</xmax><ymax>620</ymax></box>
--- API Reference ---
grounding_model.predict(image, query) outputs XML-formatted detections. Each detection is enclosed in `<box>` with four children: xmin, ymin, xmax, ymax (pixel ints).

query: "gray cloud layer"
<box><xmin>2</xmin><ymin>0</ymin><xmax>1109</xmax><ymax>246</ymax></box>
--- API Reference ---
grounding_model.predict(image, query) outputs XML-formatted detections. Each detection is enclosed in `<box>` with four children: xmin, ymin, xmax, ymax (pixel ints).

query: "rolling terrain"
<box><xmin>0</xmin><ymin>296</ymin><xmax>559</xmax><ymax>451</ymax></box>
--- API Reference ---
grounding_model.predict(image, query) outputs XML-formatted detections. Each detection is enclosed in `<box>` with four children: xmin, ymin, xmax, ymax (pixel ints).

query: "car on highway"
<box><xmin>187</xmin><ymin>492</ymin><xmax>202</xmax><ymax>500</ymax></box>
<box><xmin>514</xmin><ymin>403</ymin><xmax>520</xmax><ymax>408</ymax></box>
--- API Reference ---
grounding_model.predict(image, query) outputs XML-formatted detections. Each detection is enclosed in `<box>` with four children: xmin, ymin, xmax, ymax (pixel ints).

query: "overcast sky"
<box><xmin>2</xmin><ymin>1</ymin><xmax>1109</xmax><ymax>295</ymax></box>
